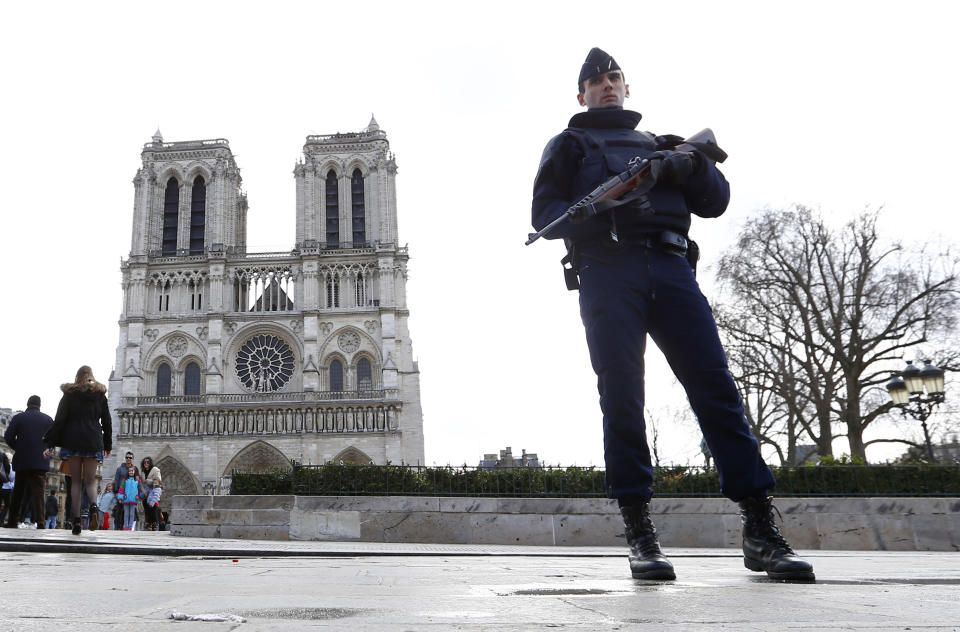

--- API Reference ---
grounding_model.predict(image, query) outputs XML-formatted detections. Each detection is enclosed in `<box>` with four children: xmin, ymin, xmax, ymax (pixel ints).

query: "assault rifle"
<box><xmin>525</xmin><ymin>128</ymin><xmax>726</xmax><ymax>246</ymax></box>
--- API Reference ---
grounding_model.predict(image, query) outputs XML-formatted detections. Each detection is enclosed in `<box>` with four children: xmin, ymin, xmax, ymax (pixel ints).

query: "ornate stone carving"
<box><xmin>338</xmin><ymin>331</ymin><xmax>361</xmax><ymax>353</ymax></box>
<box><xmin>153</xmin><ymin>456</ymin><xmax>200</xmax><ymax>513</ymax></box>
<box><xmin>196</xmin><ymin>326</ymin><xmax>209</xmax><ymax>340</ymax></box>
<box><xmin>226</xmin><ymin>441</ymin><xmax>291</xmax><ymax>474</ymax></box>
<box><xmin>166</xmin><ymin>335</ymin><xmax>188</xmax><ymax>357</ymax></box>
<box><xmin>291</xmin><ymin>320</ymin><xmax>302</xmax><ymax>333</ymax></box>
<box><xmin>364</xmin><ymin>320</ymin><xmax>377</xmax><ymax>333</ymax></box>
<box><xmin>235</xmin><ymin>334</ymin><xmax>295</xmax><ymax>392</ymax></box>
<box><xmin>144</xmin><ymin>329</ymin><xmax>159</xmax><ymax>342</ymax></box>
<box><xmin>320</xmin><ymin>322</ymin><xmax>333</xmax><ymax>335</ymax></box>
<box><xmin>224</xmin><ymin>321</ymin><xmax>237</xmax><ymax>334</ymax></box>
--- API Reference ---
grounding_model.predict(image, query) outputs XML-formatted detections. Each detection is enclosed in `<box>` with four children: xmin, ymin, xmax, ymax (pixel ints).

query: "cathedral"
<box><xmin>108</xmin><ymin>118</ymin><xmax>424</xmax><ymax>506</ymax></box>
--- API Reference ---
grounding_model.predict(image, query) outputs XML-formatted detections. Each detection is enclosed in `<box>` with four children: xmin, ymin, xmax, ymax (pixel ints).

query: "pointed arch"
<box><xmin>356</xmin><ymin>356</ymin><xmax>373</xmax><ymax>390</ymax></box>
<box><xmin>331</xmin><ymin>446</ymin><xmax>373</xmax><ymax>465</ymax></box>
<box><xmin>162</xmin><ymin>177</ymin><xmax>179</xmax><ymax>255</ymax></box>
<box><xmin>222</xmin><ymin>440</ymin><xmax>292</xmax><ymax>477</ymax></box>
<box><xmin>184</xmin><ymin>361</ymin><xmax>202</xmax><ymax>397</ymax></box>
<box><xmin>189</xmin><ymin>174</ymin><xmax>206</xmax><ymax>254</ymax></box>
<box><xmin>156</xmin><ymin>363</ymin><xmax>172</xmax><ymax>397</ymax></box>
<box><xmin>329</xmin><ymin>357</ymin><xmax>344</xmax><ymax>391</ymax></box>
<box><xmin>152</xmin><ymin>453</ymin><xmax>202</xmax><ymax>515</ymax></box>
<box><xmin>351</xmin><ymin>168</ymin><xmax>366</xmax><ymax>247</ymax></box>
<box><xmin>325</xmin><ymin>169</ymin><xmax>339</xmax><ymax>248</ymax></box>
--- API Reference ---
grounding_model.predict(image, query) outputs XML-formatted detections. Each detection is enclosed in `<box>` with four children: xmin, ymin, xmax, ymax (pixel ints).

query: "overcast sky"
<box><xmin>1</xmin><ymin>1</ymin><xmax>957</xmax><ymax>466</ymax></box>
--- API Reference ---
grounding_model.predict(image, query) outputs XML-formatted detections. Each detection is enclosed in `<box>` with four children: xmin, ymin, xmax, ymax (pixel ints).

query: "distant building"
<box><xmin>0</xmin><ymin>408</ymin><xmax>12</xmax><ymax>436</ymax></box>
<box><xmin>933</xmin><ymin>436</ymin><xmax>960</xmax><ymax>464</ymax></box>
<box><xmin>896</xmin><ymin>435</ymin><xmax>960</xmax><ymax>464</ymax></box>
<box><xmin>479</xmin><ymin>446</ymin><xmax>540</xmax><ymax>470</ymax></box>
<box><xmin>793</xmin><ymin>445</ymin><xmax>820</xmax><ymax>465</ymax></box>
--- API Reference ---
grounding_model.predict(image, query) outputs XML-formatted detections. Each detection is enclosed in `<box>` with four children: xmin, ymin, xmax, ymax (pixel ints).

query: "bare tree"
<box><xmin>713</xmin><ymin>206</ymin><xmax>959</xmax><ymax>461</ymax></box>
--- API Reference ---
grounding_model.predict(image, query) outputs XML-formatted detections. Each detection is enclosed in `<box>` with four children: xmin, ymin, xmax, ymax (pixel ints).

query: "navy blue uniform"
<box><xmin>532</xmin><ymin>107</ymin><xmax>774</xmax><ymax>504</ymax></box>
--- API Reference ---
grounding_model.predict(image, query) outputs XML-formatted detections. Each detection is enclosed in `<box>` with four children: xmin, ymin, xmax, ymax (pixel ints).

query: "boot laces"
<box><xmin>745</xmin><ymin>499</ymin><xmax>794</xmax><ymax>553</ymax></box>
<box><xmin>623</xmin><ymin>506</ymin><xmax>662</xmax><ymax>555</ymax></box>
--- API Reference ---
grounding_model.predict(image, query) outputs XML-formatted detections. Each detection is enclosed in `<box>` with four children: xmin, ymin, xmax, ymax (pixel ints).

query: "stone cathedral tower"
<box><xmin>109</xmin><ymin>119</ymin><xmax>424</xmax><ymax>505</ymax></box>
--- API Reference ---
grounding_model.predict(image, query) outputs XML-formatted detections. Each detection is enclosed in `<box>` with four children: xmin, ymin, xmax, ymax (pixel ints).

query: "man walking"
<box><xmin>3</xmin><ymin>396</ymin><xmax>54</xmax><ymax>529</ymax></box>
<box><xmin>531</xmin><ymin>48</ymin><xmax>813</xmax><ymax>581</ymax></box>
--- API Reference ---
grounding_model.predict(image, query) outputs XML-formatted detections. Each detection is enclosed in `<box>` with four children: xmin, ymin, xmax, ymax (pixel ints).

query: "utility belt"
<box><xmin>561</xmin><ymin>230</ymin><xmax>700</xmax><ymax>291</ymax></box>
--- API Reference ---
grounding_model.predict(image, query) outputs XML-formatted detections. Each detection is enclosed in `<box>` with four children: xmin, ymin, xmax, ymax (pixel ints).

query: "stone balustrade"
<box><xmin>117</xmin><ymin>402</ymin><xmax>401</xmax><ymax>438</ymax></box>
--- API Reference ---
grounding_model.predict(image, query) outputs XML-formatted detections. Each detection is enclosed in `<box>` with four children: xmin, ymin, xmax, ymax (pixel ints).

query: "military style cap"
<box><xmin>578</xmin><ymin>47</ymin><xmax>621</xmax><ymax>89</ymax></box>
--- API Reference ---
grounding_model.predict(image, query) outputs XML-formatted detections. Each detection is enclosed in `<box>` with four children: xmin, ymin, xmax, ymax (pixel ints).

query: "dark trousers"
<box><xmin>6</xmin><ymin>470</ymin><xmax>46</xmax><ymax>526</ymax></box>
<box><xmin>577</xmin><ymin>245</ymin><xmax>775</xmax><ymax>504</ymax></box>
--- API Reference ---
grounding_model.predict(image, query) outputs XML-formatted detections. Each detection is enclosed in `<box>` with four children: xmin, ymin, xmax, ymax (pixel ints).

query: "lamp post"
<box><xmin>886</xmin><ymin>360</ymin><xmax>946</xmax><ymax>462</ymax></box>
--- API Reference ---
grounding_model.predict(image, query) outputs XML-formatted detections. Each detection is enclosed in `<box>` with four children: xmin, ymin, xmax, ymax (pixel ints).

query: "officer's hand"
<box><xmin>650</xmin><ymin>150</ymin><xmax>701</xmax><ymax>185</ymax></box>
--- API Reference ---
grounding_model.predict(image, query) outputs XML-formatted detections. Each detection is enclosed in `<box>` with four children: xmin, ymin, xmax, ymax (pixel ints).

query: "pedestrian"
<box><xmin>3</xmin><ymin>395</ymin><xmax>54</xmax><ymax>529</ymax></box>
<box><xmin>97</xmin><ymin>482</ymin><xmax>117</xmax><ymax>530</ymax></box>
<box><xmin>44</xmin><ymin>489</ymin><xmax>59</xmax><ymax>529</ymax></box>
<box><xmin>117</xmin><ymin>466</ymin><xmax>142</xmax><ymax>530</ymax></box>
<box><xmin>44</xmin><ymin>366</ymin><xmax>113</xmax><ymax>535</ymax></box>
<box><xmin>113</xmin><ymin>451</ymin><xmax>140</xmax><ymax>529</ymax></box>
<box><xmin>0</xmin><ymin>453</ymin><xmax>12</xmax><ymax>525</ymax></box>
<box><xmin>146</xmin><ymin>480</ymin><xmax>163</xmax><ymax>530</ymax></box>
<box><xmin>140</xmin><ymin>457</ymin><xmax>162</xmax><ymax>530</ymax></box>
<box><xmin>531</xmin><ymin>48</ymin><xmax>813</xmax><ymax>581</ymax></box>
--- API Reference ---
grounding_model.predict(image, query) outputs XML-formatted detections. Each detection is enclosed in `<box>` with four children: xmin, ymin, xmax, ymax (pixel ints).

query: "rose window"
<box><xmin>235</xmin><ymin>334</ymin><xmax>295</xmax><ymax>392</ymax></box>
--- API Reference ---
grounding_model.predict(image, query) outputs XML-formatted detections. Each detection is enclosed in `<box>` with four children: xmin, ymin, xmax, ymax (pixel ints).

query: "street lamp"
<box><xmin>886</xmin><ymin>360</ymin><xmax>946</xmax><ymax>462</ymax></box>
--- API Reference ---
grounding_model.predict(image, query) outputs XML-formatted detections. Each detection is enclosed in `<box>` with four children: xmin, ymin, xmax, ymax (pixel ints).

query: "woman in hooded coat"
<box><xmin>45</xmin><ymin>366</ymin><xmax>112</xmax><ymax>535</ymax></box>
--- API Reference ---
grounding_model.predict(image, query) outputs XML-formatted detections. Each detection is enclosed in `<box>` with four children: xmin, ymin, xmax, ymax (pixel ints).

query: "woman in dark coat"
<box><xmin>46</xmin><ymin>366</ymin><xmax>112</xmax><ymax>535</ymax></box>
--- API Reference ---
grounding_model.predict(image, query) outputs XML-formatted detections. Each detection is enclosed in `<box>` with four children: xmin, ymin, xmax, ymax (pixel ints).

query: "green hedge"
<box><xmin>229</xmin><ymin>464</ymin><xmax>960</xmax><ymax>498</ymax></box>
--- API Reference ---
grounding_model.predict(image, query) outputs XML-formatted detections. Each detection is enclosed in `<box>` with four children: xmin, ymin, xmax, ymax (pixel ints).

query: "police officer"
<box><xmin>531</xmin><ymin>48</ymin><xmax>813</xmax><ymax>581</ymax></box>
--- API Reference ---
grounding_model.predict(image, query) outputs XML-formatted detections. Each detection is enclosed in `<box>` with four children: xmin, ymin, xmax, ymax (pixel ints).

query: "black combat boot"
<box><xmin>620</xmin><ymin>504</ymin><xmax>676</xmax><ymax>580</ymax></box>
<box><xmin>739</xmin><ymin>496</ymin><xmax>815</xmax><ymax>581</ymax></box>
<box><xmin>71</xmin><ymin>517</ymin><xmax>82</xmax><ymax>536</ymax></box>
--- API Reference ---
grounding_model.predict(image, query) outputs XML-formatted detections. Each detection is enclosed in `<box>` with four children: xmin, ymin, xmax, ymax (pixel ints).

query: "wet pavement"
<box><xmin>0</xmin><ymin>529</ymin><xmax>958</xmax><ymax>630</ymax></box>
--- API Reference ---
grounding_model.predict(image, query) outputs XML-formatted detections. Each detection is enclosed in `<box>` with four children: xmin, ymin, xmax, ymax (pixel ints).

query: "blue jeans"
<box><xmin>45</xmin><ymin>516</ymin><xmax>57</xmax><ymax>529</ymax></box>
<box><xmin>577</xmin><ymin>244</ymin><xmax>775</xmax><ymax>503</ymax></box>
<box><xmin>123</xmin><ymin>504</ymin><xmax>137</xmax><ymax>529</ymax></box>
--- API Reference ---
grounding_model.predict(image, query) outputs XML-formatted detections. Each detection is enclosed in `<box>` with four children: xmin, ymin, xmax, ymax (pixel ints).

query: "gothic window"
<box><xmin>185</xmin><ymin>362</ymin><xmax>202</xmax><ymax>397</ymax></box>
<box><xmin>156</xmin><ymin>364</ymin><xmax>171</xmax><ymax>397</ymax></box>
<box><xmin>325</xmin><ymin>170</ymin><xmax>339</xmax><ymax>247</ymax></box>
<box><xmin>329</xmin><ymin>359</ymin><xmax>343</xmax><ymax>392</ymax></box>
<box><xmin>190</xmin><ymin>176</ymin><xmax>206</xmax><ymax>254</ymax></box>
<box><xmin>162</xmin><ymin>178</ymin><xmax>179</xmax><ymax>255</ymax></box>
<box><xmin>158</xmin><ymin>280</ymin><xmax>171</xmax><ymax>312</ymax></box>
<box><xmin>355</xmin><ymin>272</ymin><xmax>366</xmax><ymax>306</ymax></box>
<box><xmin>189</xmin><ymin>279</ymin><xmax>203</xmax><ymax>311</ymax></box>
<box><xmin>235</xmin><ymin>334</ymin><xmax>295</xmax><ymax>393</ymax></box>
<box><xmin>351</xmin><ymin>169</ymin><xmax>365</xmax><ymax>247</ymax></box>
<box><xmin>357</xmin><ymin>357</ymin><xmax>372</xmax><ymax>390</ymax></box>
<box><xmin>326</xmin><ymin>274</ymin><xmax>340</xmax><ymax>308</ymax></box>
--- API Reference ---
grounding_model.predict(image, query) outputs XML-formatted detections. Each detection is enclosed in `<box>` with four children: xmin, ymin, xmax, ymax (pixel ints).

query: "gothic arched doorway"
<box><xmin>153</xmin><ymin>455</ymin><xmax>201</xmax><ymax>519</ymax></box>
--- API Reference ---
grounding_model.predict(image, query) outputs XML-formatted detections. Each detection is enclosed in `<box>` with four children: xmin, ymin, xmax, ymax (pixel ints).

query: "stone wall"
<box><xmin>172</xmin><ymin>495</ymin><xmax>960</xmax><ymax>551</ymax></box>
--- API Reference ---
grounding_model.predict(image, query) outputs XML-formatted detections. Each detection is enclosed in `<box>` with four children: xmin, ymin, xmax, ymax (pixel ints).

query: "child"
<box><xmin>146</xmin><ymin>481</ymin><xmax>163</xmax><ymax>530</ymax></box>
<box><xmin>116</xmin><ymin>467</ymin><xmax>142</xmax><ymax>530</ymax></box>
<box><xmin>97</xmin><ymin>482</ymin><xmax>117</xmax><ymax>530</ymax></box>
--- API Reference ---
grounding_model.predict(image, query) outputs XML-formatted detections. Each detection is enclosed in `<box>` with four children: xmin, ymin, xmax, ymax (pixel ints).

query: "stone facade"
<box><xmin>109</xmin><ymin>119</ymin><xmax>424</xmax><ymax>511</ymax></box>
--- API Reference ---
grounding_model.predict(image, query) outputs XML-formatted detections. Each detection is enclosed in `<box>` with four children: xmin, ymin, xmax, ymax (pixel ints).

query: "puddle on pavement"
<box><xmin>510</xmin><ymin>588</ymin><xmax>620</xmax><ymax>596</ymax></box>
<box><xmin>809</xmin><ymin>578</ymin><xmax>960</xmax><ymax>586</ymax></box>
<box><xmin>238</xmin><ymin>607</ymin><xmax>369</xmax><ymax>620</ymax></box>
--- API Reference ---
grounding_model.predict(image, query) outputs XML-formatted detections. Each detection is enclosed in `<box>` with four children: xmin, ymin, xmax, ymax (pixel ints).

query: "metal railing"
<box><xmin>228</xmin><ymin>464</ymin><xmax>960</xmax><ymax>498</ymax></box>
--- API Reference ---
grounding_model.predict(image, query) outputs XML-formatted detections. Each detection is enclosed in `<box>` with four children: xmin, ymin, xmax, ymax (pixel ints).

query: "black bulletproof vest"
<box><xmin>567</xmin><ymin>126</ymin><xmax>693</xmax><ymax>238</ymax></box>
